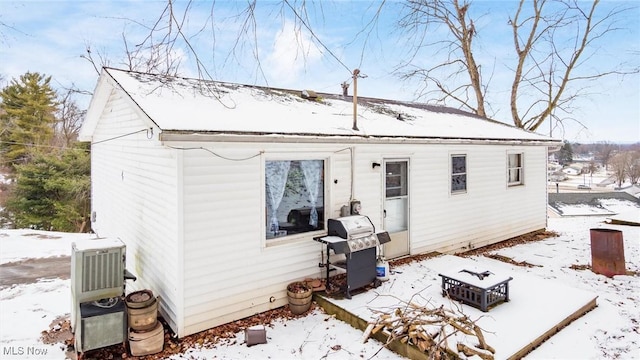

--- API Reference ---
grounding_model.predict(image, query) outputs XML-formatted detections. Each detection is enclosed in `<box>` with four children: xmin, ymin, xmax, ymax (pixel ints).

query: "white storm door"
<box><xmin>383</xmin><ymin>160</ymin><xmax>409</xmax><ymax>259</ymax></box>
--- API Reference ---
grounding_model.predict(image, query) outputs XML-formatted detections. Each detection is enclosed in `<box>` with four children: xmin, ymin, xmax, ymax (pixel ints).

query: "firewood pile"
<box><xmin>362</xmin><ymin>297</ymin><xmax>495</xmax><ymax>360</ymax></box>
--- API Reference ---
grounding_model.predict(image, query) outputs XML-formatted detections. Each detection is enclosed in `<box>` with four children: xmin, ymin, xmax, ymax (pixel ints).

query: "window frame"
<box><xmin>507</xmin><ymin>152</ymin><xmax>524</xmax><ymax>187</ymax></box>
<box><xmin>263</xmin><ymin>157</ymin><xmax>328</xmax><ymax>246</ymax></box>
<box><xmin>450</xmin><ymin>153</ymin><xmax>468</xmax><ymax>194</ymax></box>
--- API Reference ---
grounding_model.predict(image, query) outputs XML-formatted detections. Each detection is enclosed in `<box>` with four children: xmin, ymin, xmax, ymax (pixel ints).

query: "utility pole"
<box><xmin>352</xmin><ymin>69</ymin><xmax>360</xmax><ymax>131</ymax></box>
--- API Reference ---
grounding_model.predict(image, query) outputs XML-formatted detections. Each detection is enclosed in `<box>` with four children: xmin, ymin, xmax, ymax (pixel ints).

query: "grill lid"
<box><xmin>328</xmin><ymin>215</ymin><xmax>375</xmax><ymax>239</ymax></box>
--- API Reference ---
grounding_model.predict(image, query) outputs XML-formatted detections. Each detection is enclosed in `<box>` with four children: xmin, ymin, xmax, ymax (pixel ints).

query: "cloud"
<box><xmin>264</xmin><ymin>19</ymin><xmax>323</xmax><ymax>85</ymax></box>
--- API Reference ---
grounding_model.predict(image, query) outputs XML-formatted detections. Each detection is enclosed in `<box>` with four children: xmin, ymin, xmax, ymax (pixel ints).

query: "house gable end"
<box><xmin>79</xmin><ymin>67</ymin><xmax>160</xmax><ymax>142</ymax></box>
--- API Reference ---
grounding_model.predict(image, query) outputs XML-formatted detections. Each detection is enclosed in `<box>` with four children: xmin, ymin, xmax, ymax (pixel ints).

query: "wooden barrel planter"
<box><xmin>128</xmin><ymin>321</ymin><xmax>164</xmax><ymax>356</ymax></box>
<box><xmin>125</xmin><ymin>290</ymin><xmax>158</xmax><ymax>332</ymax></box>
<box><xmin>287</xmin><ymin>281</ymin><xmax>312</xmax><ymax>315</ymax></box>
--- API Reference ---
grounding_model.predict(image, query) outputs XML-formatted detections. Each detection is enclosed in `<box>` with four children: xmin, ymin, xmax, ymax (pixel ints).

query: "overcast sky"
<box><xmin>1</xmin><ymin>0</ymin><xmax>638</xmax><ymax>143</ymax></box>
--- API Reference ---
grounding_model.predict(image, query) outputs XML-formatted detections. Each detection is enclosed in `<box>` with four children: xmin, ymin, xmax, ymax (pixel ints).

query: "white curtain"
<box><xmin>266</xmin><ymin>161</ymin><xmax>290</xmax><ymax>235</ymax></box>
<box><xmin>300</xmin><ymin>160</ymin><xmax>322</xmax><ymax>227</ymax></box>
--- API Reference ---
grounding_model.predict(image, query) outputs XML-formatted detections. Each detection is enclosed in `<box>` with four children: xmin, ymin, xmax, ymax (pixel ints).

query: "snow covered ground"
<box><xmin>1</xmin><ymin>199</ymin><xmax>638</xmax><ymax>359</ymax></box>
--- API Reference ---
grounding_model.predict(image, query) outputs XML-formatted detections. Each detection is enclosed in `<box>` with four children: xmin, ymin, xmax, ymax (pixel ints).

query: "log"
<box><xmin>457</xmin><ymin>343</ymin><xmax>494</xmax><ymax>360</ymax></box>
<box><xmin>447</xmin><ymin>319</ymin><xmax>474</xmax><ymax>336</ymax></box>
<box><xmin>372</xmin><ymin>324</ymin><xmax>385</xmax><ymax>334</ymax></box>
<box><xmin>474</xmin><ymin>324</ymin><xmax>496</xmax><ymax>354</ymax></box>
<box><xmin>361</xmin><ymin>323</ymin><xmax>375</xmax><ymax>343</ymax></box>
<box><xmin>365</xmin><ymin>296</ymin><xmax>494</xmax><ymax>357</ymax></box>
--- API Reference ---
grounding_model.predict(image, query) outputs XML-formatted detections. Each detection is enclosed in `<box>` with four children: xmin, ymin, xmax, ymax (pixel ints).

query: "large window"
<box><xmin>508</xmin><ymin>153</ymin><xmax>524</xmax><ymax>186</ymax></box>
<box><xmin>451</xmin><ymin>154</ymin><xmax>467</xmax><ymax>193</ymax></box>
<box><xmin>265</xmin><ymin>160</ymin><xmax>324</xmax><ymax>239</ymax></box>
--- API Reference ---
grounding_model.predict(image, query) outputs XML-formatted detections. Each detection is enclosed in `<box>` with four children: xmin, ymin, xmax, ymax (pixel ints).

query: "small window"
<box><xmin>451</xmin><ymin>154</ymin><xmax>467</xmax><ymax>193</ymax></box>
<box><xmin>265</xmin><ymin>160</ymin><xmax>324</xmax><ymax>240</ymax></box>
<box><xmin>508</xmin><ymin>153</ymin><xmax>524</xmax><ymax>186</ymax></box>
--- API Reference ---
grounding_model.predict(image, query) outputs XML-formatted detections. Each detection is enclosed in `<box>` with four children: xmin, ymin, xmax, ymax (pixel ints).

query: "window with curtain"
<box><xmin>451</xmin><ymin>154</ymin><xmax>467</xmax><ymax>193</ymax></box>
<box><xmin>508</xmin><ymin>153</ymin><xmax>524</xmax><ymax>186</ymax></box>
<box><xmin>265</xmin><ymin>160</ymin><xmax>324</xmax><ymax>239</ymax></box>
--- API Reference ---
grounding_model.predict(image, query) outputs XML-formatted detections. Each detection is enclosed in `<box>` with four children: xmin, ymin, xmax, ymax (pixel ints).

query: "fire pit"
<box><xmin>439</xmin><ymin>269</ymin><xmax>512</xmax><ymax>312</ymax></box>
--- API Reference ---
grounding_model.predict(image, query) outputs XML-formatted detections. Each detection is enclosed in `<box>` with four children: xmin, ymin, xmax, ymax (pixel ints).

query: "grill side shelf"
<box><xmin>313</xmin><ymin>235</ymin><xmax>351</xmax><ymax>254</ymax></box>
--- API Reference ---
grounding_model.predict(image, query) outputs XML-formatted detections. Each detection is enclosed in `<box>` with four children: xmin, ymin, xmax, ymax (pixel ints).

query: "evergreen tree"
<box><xmin>3</xmin><ymin>146</ymin><xmax>90</xmax><ymax>232</ymax></box>
<box><xmin>558</xmin><ymin>141</ymin><xmax>574</xmax><ymax>166</ymax></box>
<box><xmin>0</xmin><ymin>72</ymin><xmax>58</xmax><ymax>167</ymax></box>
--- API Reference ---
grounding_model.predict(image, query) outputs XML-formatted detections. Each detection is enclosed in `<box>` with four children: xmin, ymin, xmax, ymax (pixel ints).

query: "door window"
<box><xmin>386</xmin><ymin>162</ymin><xmax>408</xmax><ymax>198</ymax></box>
<box><xmin>385</xmin><ymin>161</ymin><xmax>408</xmax><ymax>234</ymax></box>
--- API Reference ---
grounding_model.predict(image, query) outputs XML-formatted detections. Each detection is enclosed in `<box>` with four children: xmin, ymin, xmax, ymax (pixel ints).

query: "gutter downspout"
<box><xmin>545</xmin><ymin>146</ymin><xmax>550</xmax><ymax>230</ymax></box>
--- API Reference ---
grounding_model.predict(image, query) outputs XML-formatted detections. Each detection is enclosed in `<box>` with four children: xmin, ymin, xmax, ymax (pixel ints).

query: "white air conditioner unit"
<box><xmin>70</xmin><ymin>238</ymin><xmax>129</xmax><ymax>354</ymax></box>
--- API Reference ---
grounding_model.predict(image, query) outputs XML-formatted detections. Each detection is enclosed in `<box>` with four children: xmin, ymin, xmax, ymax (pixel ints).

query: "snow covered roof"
<box><xmin>81</xmin><ymin>67</ymin><xmax>560</xmax><ymax>144</ymax></box>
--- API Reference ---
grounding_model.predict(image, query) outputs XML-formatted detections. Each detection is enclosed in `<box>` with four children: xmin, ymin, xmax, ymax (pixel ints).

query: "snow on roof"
<box><xmin>102</xmin><ymin>68</ymin><xmax>558</xmax><ymax>143</ymax></box>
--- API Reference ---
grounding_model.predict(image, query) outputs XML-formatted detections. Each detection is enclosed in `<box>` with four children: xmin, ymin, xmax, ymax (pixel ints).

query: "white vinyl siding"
<box><xmin>406</xmin><ymin>145</ymin><xmax>542</xmax><ymax>255</ymax></box>
<box><xmin>352</xmin><ymin>145</ymin><xmax>547</xmax><ymax>256</ymax></box>
<box><xmin>89</xmin><ymin>90</ymin><xmax>182</xmax><ymax>333</ymax></box>
<box><xmin>180</xmin><ymin>143</ymin><xmax>348</xmax><ymax>336</ymax></box>
<box><xmin>92</xmin><ymin>120</ymin><xmax>549</xmax><ymax>338</ymax></box>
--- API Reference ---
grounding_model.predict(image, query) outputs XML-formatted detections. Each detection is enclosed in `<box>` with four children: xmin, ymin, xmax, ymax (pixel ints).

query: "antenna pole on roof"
<box><xmin>352</xmin><ymin>69</ymin><xmax>360</xmax><ymax>131</ymax></box>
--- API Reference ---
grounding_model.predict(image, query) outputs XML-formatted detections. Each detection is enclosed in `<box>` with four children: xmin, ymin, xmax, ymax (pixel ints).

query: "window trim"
<box><xmin>450</xmin><ymin>153</ymin><xmax>468</xmax><ymax>195</ymax></box>
<box><xmin>263</xmin><ymin>157</ymin><xmax>328</xmax><ymax>247</ymax></box>
<box><xmin>507</xmin><ymin>152</ymin><xmax>524</xmax><ymax>187</ymax></box>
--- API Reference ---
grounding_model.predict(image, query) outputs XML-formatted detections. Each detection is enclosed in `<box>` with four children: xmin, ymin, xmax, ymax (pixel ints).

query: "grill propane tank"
<box><xmin>376</xmin><ymin>256</ymin><xmax>390</xmax><ymax>282</ymax></box>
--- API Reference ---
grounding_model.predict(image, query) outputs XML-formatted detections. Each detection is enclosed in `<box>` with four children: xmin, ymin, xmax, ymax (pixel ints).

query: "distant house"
<box><xmin>563</xmin><ymin>164</ymin><xmax>584</xmax><ymax>176</ymax></box>
<box><xmin>79</xmin><ymin>68</ymin><xmax>561</xmax><ymax>338</ymax></box>
<box><xmin>549</xmin><ymin>171</ymin><xmax>568</xmax><ymax>182</ymax></box>
<box><xmin>547</xmin><ymin>163</ymin><xmax>566</xmax><ymax>182</ymax></box>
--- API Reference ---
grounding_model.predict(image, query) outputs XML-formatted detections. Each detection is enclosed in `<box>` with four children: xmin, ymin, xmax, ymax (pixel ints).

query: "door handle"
<box><xmin>383</xmin><ymin>209</ymin><xmax>386</xmax><ymax>218</ymax></box>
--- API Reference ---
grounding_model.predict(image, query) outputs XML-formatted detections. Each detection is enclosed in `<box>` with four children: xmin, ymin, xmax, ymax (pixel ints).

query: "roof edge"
<box><xmin>78</xmin><ymin>69</ymin><xmax>111</xmax><ymax>141</ymax></box>
<box><xmin>159</xmin><ymin>131</ymin><xmax>561</xmax><ymax>147</ymax></box>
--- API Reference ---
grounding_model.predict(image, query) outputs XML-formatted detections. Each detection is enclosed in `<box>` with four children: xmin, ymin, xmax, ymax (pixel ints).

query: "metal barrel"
<box><xmin>590</xmin><ymin>228</ymin><xmax>626</xmax><ymax>277</ymax></box>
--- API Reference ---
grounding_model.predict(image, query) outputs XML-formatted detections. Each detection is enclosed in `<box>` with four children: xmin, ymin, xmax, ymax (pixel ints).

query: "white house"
<box><xmin>79</xmin><ymin>68</ymin><xmax>561</xmax><ymax>338</ymax></box>
<box><xmin>563</xmin><ymin>164</ymin><xmax>584</xmax><ymax>176</ymax></box>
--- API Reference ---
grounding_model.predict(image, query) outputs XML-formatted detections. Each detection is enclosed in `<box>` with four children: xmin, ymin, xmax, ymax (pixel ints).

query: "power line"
<box><xmin>167</xmin><ymin>146</ymin><xmax>263</xmax><ymax>161</ymax></box>
<box><xmin>0</xmin><ymin>128</ymin><xmax>151</xmax><ymax>154</ymax></box>
<box><xmin>91</xmin><ymin>128</ymin><xmax>151</xmax><ymax>145</ymax></box>
<box><xmin>0</xmin><ymin>140</ymin><xmax>90</xmax><ymax>153</ymax></box>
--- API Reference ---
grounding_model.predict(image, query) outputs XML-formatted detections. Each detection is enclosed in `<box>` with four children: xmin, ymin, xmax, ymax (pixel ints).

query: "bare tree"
<box><xmin>609</xmin><ymin>152</ymin><xmax>628</xmax><ymax>188</ymax></box>
<box><xmin>397</xmin><ymin>0</ymin><xmax>487</xmax><ymax>117</ymax></box>
<box><xmin>596</xmin><ymin>141</ymin><xmax>616</xmax><ymax>169</ymax></box>
<box><xmin>625</xmin><ymin>150</ymin><xmax>640</xmax><ymax>185</ymax></box>
<box><xmin>83</xmin><ymin>0</ymin><xmax>394</xmax><ymax>90</ymax></box>
<box><xmin>76</xmin><ymin>0</ymin><xmax>636</xmax><ymax>136</ymax></box>
<box><xmin>54</xmin><ymin>89</ymin><xmax>86</xmax><ymax>148</ymax></box>
<box><xmin>396</xmin><ymin>0</ymin><xmax>638</xmax><ymax>132</ymax></box>
<box><xmin>82</xmin><ymin>32</ymin><xmax>181</xmax><ymax>77</ymax></box>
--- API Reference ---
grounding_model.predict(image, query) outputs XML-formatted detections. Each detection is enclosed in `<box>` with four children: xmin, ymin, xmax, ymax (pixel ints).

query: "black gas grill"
<box><xmin>314</xmin><ymin>215</ymin><xmax>391</xmax><ymax>299</ymax></box>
